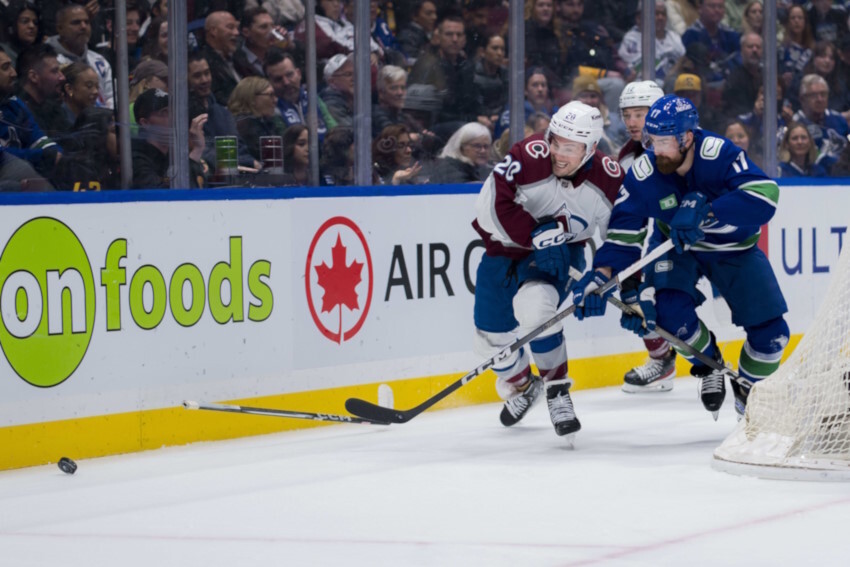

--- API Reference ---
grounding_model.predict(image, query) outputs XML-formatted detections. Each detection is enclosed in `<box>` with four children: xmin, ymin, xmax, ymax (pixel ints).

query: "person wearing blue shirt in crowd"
<box><xmin>681</xmin><ymin>0</ymin><xmax>740</xmax><ymax>83</ymax></box>
<box><xmin>792</xmin><ymin>73</ymin><xmax>850</xmax><ymax>163</ymax></box>
<box><xmin>264</xmin><ymin>48</ymin><xmax>329</xmax><ymax>145</ymax></box>
<box><xmin>0</xmin><ymin>45</ymin><xmax>61</xmax><ymax>183</ymax></box>
<box><xmin>495</xmin><ymin>67</ymin><xmax>558</xmax><ymax>140</ymax></box>
<box><xmin>572</xmin><ymin>95</ymin><xmax>789</xmax><ymax>422</ymax></box>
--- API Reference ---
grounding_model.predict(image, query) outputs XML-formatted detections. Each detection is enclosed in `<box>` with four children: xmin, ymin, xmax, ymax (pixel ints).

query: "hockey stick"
<box><xmin>597</xmin><ymin>294</ymin><xmax>753</xmax><ymax>388</ymax></box>
<box><xmin>183</xmin><ymin>400</ymin><xmax>390</xmax><ymax>425</ymax></box>
<box><xmin>344</xmin><ymin>239</ymin><xmax>677</xmax><ymax>424</ymax></box>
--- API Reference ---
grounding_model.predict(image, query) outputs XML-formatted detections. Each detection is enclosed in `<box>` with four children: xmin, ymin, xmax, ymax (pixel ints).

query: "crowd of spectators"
<box><xmin>1</xmin><ymin>0</ymin><xmax>850</xmax><ymax>191</ymax></box>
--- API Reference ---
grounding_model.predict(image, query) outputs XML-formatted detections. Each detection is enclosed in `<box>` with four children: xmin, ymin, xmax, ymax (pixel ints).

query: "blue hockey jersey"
<box><xmin>595</xmin><ymin>129</ymin><xmax>779</xmax><ymax>272</ymax></box>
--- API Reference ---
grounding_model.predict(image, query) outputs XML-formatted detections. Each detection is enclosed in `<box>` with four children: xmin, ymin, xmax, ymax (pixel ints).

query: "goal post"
<box><xmin>712</xmin><ymin>244</ymin><xmax>850</xmax><ymax>481</ymax></box>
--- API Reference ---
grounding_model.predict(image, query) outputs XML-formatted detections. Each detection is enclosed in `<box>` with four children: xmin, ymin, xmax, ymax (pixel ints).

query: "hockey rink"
<box><xmin>2</xmin><ymin>378</ymin><xmax>850</xmax><ymax>566</ymax></box>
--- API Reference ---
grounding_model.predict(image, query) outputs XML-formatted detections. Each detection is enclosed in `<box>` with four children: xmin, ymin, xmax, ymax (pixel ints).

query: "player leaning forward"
<box><xmin>572</xmin><ymin>95</ymin><xmax>789</xmax><ymax>418</ymax></box>
<box><xmin>472</xmin><ymin>101</ymin><xmax>624</xmax><ymax>437</ymax></box>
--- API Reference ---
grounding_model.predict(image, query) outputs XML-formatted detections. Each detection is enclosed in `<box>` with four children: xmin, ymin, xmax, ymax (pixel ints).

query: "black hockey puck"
<box><xmin>58</xmin><ymin>457</ymin><xmax>77</xmax><ymax>475</ymax></box>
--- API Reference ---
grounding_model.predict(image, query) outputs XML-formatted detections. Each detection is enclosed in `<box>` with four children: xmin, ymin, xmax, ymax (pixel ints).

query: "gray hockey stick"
<box><xmin>183</xmin><ymin>400</ymin><xmax>390</xmax><ymax>425</ymax></box>
<box><xmin>345</xmin><ymin>239</ymin><xmax>676</xmax><ymax>424</ymax></box>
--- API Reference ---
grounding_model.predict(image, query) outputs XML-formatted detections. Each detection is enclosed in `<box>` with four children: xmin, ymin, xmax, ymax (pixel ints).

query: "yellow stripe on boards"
<box><xmin>0</xmin><ymin>335</ymin><xmax>802</xmax><ymax>471</ymax></box>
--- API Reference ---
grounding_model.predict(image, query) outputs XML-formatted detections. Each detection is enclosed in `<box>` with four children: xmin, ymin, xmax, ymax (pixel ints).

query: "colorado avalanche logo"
<box><xmin>525</xmin><ymin>140</ymin><xmax>549</xmax><ymax>159</ymax></box>
<box><xmin>563</xmin><ymin>215</ymin><xmax>589</xmax><ymax>240</ymax></box>
<box><xmin>601</xmin><ymin>156</ymin><xmax>622</xmax><ymax>178</ymax></box>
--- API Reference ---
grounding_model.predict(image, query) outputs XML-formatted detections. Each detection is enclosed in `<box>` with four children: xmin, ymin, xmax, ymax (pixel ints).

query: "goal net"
<box><xmin>712</xmin><ymin>244</ymin><xmax>850</xmax><ymax>481</ymax></box>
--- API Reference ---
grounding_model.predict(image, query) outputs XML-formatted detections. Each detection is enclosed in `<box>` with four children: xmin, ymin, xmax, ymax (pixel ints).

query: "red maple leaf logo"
<box><xmin>314</xmin><ymin>234</ymin><xmax>363</xmax><ymax>341</ymax></box>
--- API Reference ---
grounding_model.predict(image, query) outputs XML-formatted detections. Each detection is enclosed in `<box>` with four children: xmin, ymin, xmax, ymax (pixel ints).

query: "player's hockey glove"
<box><xmin>669</xmin><ymin>191</ymin><xmax>710</xmax><ymax>254</ymax></box>
<box><xmin>572</xmin><ymin>269</ymin><xmax>614</xmax><ymax>320</ymax></box>
<box><xmin>531</xmin><ymin>218</ymin><xmax>571</xmax><ymax>280</ymax></box>
<box><xmin>620</xmin><ymin>283</ymin><xmax>657</xmax><ymax>337</ymax></box>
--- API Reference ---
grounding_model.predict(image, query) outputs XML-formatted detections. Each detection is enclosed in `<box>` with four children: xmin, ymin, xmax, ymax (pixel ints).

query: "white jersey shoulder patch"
<box><xmin>601</xmin><ymin>156</ymin><xmax>622</xmax><ymax>178</ymax></box>
<box><xmin>700</xmin><ymin>136</ymin><xmax>724</xmax><ymax>160</ymax></box>
<box><xmin>524</xmin><ymin>139</ymin><xmax>550</xmax><ymax>159</ymax></box>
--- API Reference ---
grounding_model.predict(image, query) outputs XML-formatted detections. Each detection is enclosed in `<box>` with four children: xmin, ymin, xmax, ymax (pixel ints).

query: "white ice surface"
<box><xmin>3</xmin><ymin>378</ymin><xmax>850</xmax><ymax>567</ymax></box>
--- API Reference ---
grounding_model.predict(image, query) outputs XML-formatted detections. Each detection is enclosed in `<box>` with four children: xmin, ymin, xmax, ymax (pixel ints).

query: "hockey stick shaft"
<box><xmin>345</xmin><ymin>240</ymin><xmax>676</xmax><ymax>424</ymax></box>
<box><xmin>596</xmin><ymin>291</ymin><xmax>753</xmax><ymax>388</ymax></box>
<box><xmin>183</xmin><ymin>400</ymin><xmax>390</xmax><ymax>425</ymax></box>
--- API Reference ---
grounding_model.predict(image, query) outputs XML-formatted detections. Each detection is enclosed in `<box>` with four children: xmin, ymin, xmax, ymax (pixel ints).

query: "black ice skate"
<box><xmin>690</xmin><ymin>346</ymin><xmax>726</xmax><ymax>420</ymax></box>
<box><xmin>730</xmin><ymin>378</ymin><xmax>752</xmax><ymax>421</ymax></box>
<box><xmin>546</xmin><ymin>378</ymin><xmax>581</xmax><ymax>439</ymax></box>
<box><xmin>499</xmin><ymin>374</ymin><xmax>543</xmax><ymax>426</ymax></box>
<box><xmin>623</xmin><ymin>349</ymin><xmax>677</xmax><ymax>393</ymax></box>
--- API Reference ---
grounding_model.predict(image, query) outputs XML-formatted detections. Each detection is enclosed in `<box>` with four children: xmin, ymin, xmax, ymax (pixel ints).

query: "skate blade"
<box><xmin>621</xmin><ymin>380</ymin><xmax>674</xmax><ymax>394</ymax></box>
<box><xmin>561</xmin><ymin>432</ymin><xmax>577</xmax><ymax>448</ymax></box>
<box><xmin>710</xmin><ymin>410</ymin><xmax>719</xmax><ymax>421</ymax></box>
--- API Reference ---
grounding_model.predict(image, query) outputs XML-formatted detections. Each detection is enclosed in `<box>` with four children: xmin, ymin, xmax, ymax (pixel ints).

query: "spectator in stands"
<box><xmin>320</xmin><ymin>53</ymin><xmax>355</xmax><ymax>128</ymax></box>
<box><xmin>663</xmin><ymin>40</ymin><xmax>709</xmax><ymax>93</ymax></box>
<box><xmin>265</xmin><ymin>49</ymin><xmax>332</xmax><ymax>143</ymax></box>
<box><xmin>793</xmin><ymin>41</ymin><xmax>850</xmax><ymax>121</ymax></box>
<box><xmin>132</xmin><ymin>88</ymin><xmax>207</xmax><ymax>189</ymax></box>
<box><xmin>793</xmin><ymin>74</ymin><xmax>850</xmax><ymax>163</ymax></box>
<box><xmin>779</xmin><ymin>121</ymin><xmax>831</xmax><ymax>177</ymax></box>
<box><xmin>526</xmin><ymin>112</ymin><xmax>551</xmax><ymax>134</ymax></box>
<box><xmin>200</xmin><ymin>11</ymin><xmax>242</xmax><ymax>106</ymax></box>
<box><xmin>0</xmin><ymin>46</ymin><xmax>54</xmax><ymax>191</ymax></box>
<box><xmin>128</xmin><ymin>59</ymin><xmax>169</xmax><ymax>132</ymax></box>
<box><xmin>583</xmin><ymin>0</ymin><xmax>638</xmax><ymax>44</ymax></box>
<box><xmin>372</xmin><ymin>125</ymin><xmax>424</xmax><ymax>185</ymax></box>
<box><xmin>97</xmin><ymin>1</ymin><xmax>146</xmax><ymax>73</ymax></box>
<box><xmin>61</xmin><ymin>61</ymin><xmax>99</xmax><ymax>123</ymax></box>
<box><xmin>235</xmin><ymin>7</ymin><xmax>284</xmax><ymax>78</ymax></box>
<box><xmin>681</xmin><ymin>0</ymin><xmax>740</xmax><ymax>84</ymax></box>
<box><xmin>495</xmin><ymin>67</ymin><xmax>557</xmax><ymax>139</ymax></box>
<box><xmin>0</xmin><ymin>0</ymin><xmax>42</xmax><ymax>68</ymax></box>
<box><xmin>372</xmin><ymin>65</ymin><xmax>421</xmax><ymax>137</ymax></box>
<box><xmin>320</xmin><ymin>126</ymin><xmax>354</xmax><ymax>186</ymax></box>
<box><xmin>283</xmin><ymin>124</ymin><xmax>309</xmax><ymax>185</ymax></box>
<box><xmin>16</xmin><ymin>44</ymin><xmax>71</xmax><ymax>141</ymax></box>
<box><xmin>228</xmin><ymin>76</ymin><xmax>286</xmax><ymax>165</ymax></box>
<box><xmin>722</xmin><ymin>0</ymin><xmax>751</xmax><ymax>32</ymax></box>
<box><xmin>722</xmin><ymin>32</ymin><xmax>763</xmax><ymax>120</ymax></box>
<box><xmin>188</xmin><ymin>53</ymin><xmax>258</xmax><ymax>172</ymax></box>
<box><xmin>724</xmin><ymin>118</ymin><xmax>762</xmax><ymax>167</ymax></box>
<box><xmin>832</xmin><ymin>137</ymin><xmax>850</xmax><ymax>176</ymax></box>
<box><xmin>666</xmin><ymin>0</ymin><xmax>700</xmax><ymax>36</ymax></box>
<box><xmin>408</xmin><ymin>13</ymin><xmax>470</xmax><ymax>130</ymax></box>
<box><xmin>429</xmin><ymin>122</ymin><xmax>492</xmax><ymax>183</ymax></box>
<box><xmin>365</xmin><ymin>0</ymin><xmax>405</xmax><ymax>66</ymax></box>
<box><xmin>619</xmin><ymin>0</ymin><xmax>685</xmax><ymax>83</ymax></box>
<box><xmin>738</xmin><ymin>83</ymin><xmax>793</xmax><ymax>159</ymax></box>
<box><xmin>461</xmin><ymin>33</ymin><xmax>508</xmax><ymax>133</ymax></box>
<box><xmin>46</xmin><ymin>4</ymin><xmax>114</xmax><ymax>108</ymax></box>
<box><xmin>807</xmin><ymin>0</ymin><xmax>848</xmax><ymax>46</ymax></box>
<box><xmin>741</xmin><ymin>1</ymin><xmax>763</xmax><ymax>36</ymax></box>
<box><xmin>141</xmin><ymin>18</ymin><xmax>168</xmax><ymax>64</ymax></box>
<box><xmin>298</xmin><ymin>0</ymin><xmax>381</xmax><ymax>62</ymax></box>
<box><xmin>493</xmin><ymin>125</ymin><xmax>534</xmax><ymax>160</ymax></box>
<box><xmin>53</xmin><ymin>107</ymin><xmax>119</xmax><ymax>191</ymax></box>
<box><xmin>525</xmin><ymin>0</ymin><xmax>565</xmax><ymax>91</ymax></box>
<box><xmin>559</xmin><ymin>0</ymin><xmax>621</xmax><ymax>80</ymax></box>
<box><xmin>571</xmin><ymin>74</ymin><xmax>626</xmax><ymax>153</ymax></box>
<box><xmin>397</xmin><ymin>0</ymin><xmax>438</xmax><ymax>65</ymax></box>
<box><xmin>462</xmin><ymin>0</ymin><xmax>494</xmax><ymax>60</ymax></box>
<box><xmin>778</xmin><ymin>4</ymin><xmax>814</xmax><ymax>94</ymax></box>
<box><xmin>244</xmin><ymin>0</ymin><xmax>305</xmax><ymax>27</ymax></box>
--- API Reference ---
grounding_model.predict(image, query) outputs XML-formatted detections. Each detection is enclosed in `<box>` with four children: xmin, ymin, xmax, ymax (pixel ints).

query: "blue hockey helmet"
<box><xmin>641</xmin><ymin>94</ymin><xmax>700</xmax><ymax>152</ymax></box>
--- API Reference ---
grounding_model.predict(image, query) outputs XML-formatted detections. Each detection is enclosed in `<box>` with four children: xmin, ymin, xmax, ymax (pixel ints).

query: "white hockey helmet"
<box><xmin>619</xmin><ymin>80</ymin><xmax>665</xmax><ymax>111</ymax></box>
<box><xmin>546</xmin><ymin>101</ymin><xmax>603</xmax><ymax>170</ymax></box>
